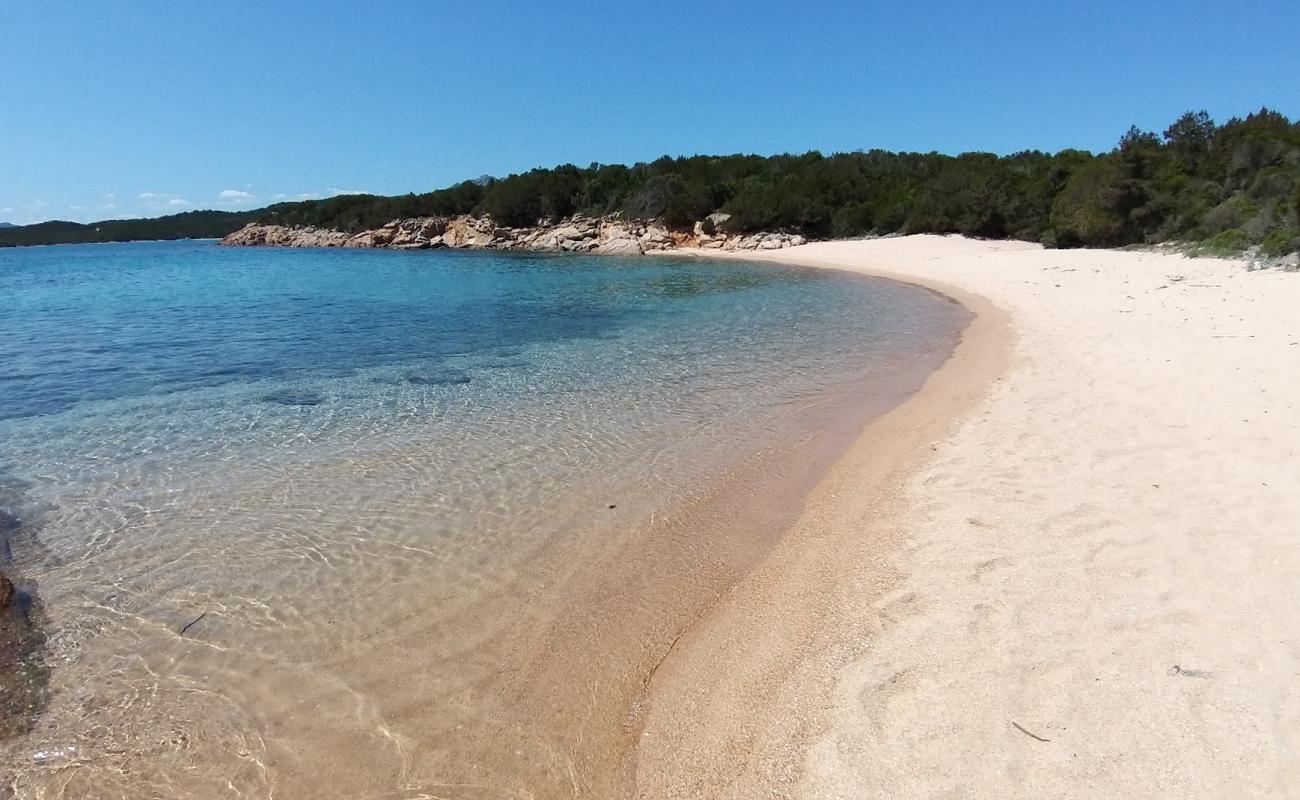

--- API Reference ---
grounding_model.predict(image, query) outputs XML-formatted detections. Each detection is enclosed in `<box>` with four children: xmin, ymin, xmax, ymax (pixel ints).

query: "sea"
<box><xmin>0</xmin><ymin>240</ymin><xmax>968</xmax><ymax>798</ymax></box>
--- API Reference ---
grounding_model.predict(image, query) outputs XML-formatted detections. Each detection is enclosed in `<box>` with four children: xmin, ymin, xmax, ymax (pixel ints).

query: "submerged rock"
<box><xmin>399</xmin><ymin>368</ymin><xmax>472</xmax><ymax>386</ymax></box>
<box><xmin>261</xmin><ymin>389</ymin><xmax>325</xmax><ymax>407</ymax></box>
<box><xmin>0</xmin><ymin>476</ymin><xmax>49</xmax><ymax>739</ymax></box>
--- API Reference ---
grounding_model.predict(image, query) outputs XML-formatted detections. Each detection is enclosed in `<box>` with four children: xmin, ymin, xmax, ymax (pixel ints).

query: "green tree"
<box><xmin>1049</xmin><ymin>158</ymin><xmax>1127</xmax><ymax>247</ymax></box>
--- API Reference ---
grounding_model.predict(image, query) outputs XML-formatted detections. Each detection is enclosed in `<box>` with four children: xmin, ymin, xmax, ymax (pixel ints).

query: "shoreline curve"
<box><xmin>626</xmin><ymin>242</ymin><xmax>1011</xmax><ymax>797</ymax></box>
<box><xmin>633</xmin><ymin>234</ymin><xmax>1300</xmax><ymax>799</ymax></box>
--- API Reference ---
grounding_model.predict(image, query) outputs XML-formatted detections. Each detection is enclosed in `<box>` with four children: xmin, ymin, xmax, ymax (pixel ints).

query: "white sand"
<box><xmin>632</xmin><ymin>236</ymin><xmax>1300</xmax><ymax>798</ymax></box>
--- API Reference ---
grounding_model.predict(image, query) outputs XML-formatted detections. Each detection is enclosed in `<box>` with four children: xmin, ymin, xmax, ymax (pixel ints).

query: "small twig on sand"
<box><xmin>1212</xmin><ymin>334</ymin><xmax>1255</xmax><ymax>338</ymax></box>
<box><xmin>1011</xmin><ymin>721</ymin><xmax>1051</xmax><ymax>742</ymax></box>
<box><xmin>179</xmin><ymin>611</ymin><xmax>208</xmax><ymax>636</ymax></box>
<box><xmin>1168</xmin><ymin>664</ymin><xmax>1215</xmax><ymax>679</ymax></box>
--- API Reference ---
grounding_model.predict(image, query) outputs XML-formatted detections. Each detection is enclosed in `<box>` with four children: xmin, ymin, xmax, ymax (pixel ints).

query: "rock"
<box><xmin>221</xmin><ymin>214</ymin><xmax>815</xmax><ymax>257</ymax></box>
<box><xmin>594</xmin><ymin>237</ymin><xmax>642</xmax><ymax>256</ymax></box>
<box><xmin>550</xmin><ymin>225</ymin><xmax>585</xmax><ymax>242</ymax></box>
<box><xmin>639</xmin><ymin>226</ymin><xmax>673</xmax><ymax>250</ymax></box>
<box><xmin>0</xmin><ymin>572</ymin><xmax>11</xmax><ymax>612</ymax></box>
<box><xmin>220</xmin><ymin>223</ymin><xmax>350</xmax><ymax>248</ymax></box>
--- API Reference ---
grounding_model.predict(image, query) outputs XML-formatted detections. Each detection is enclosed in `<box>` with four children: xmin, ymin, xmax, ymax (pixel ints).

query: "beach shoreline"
<box><xmin>0</xmin><ymin>246</ymin><xmax>973</xmax><ymax>799</ymax></box>
<box><xmin>631</xmin><ymin>235</ymin><xmax>1300</xmax><ymax>798</ymax></box>
<box><xmin>626</xmin><ymin>241</ymin><xmax>1011</xmax><ymax>797</ymax></box>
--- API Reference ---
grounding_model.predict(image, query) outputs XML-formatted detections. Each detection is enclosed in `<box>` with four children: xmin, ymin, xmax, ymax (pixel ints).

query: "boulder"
<box><xmin>639</xmin><ymin>226</ymin><xmax>673</xmax><ymax>249</ymax></box>
<box><xmin>594</xmin><ymin>237</ymin><xmax>642</xmax><ymax>256</ymax></box>
<box><xmin>706</xmin><ymin>212</ymin><xmax>732</xmax><ymax>229</ymax></box>
<box><xmin>550</xmin><ymin>225</ymin><xmax>585</xmax><ymax>242</ymax></box>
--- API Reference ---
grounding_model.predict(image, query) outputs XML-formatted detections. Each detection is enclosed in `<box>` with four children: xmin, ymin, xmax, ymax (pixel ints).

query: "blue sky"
<box><xmin>2</xmin><ymin>0</ymin><xmax>1297</xmax><ymax>224</ymax></box>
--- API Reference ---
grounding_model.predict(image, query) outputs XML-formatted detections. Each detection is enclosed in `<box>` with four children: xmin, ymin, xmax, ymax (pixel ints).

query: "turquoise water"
<box><xmin>0</xmin><ymin>241</ymin><xmax>967</xmax><ymax>798</ymax></box>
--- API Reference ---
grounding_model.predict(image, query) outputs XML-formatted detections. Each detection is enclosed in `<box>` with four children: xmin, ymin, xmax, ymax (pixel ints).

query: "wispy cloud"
<box><xmin>218</xmin><ymin>189</ymin><xmax>256</xmax><ymax>205</ymax></box>
<box><xmin>266</xmin><ymin>188</ymin><xmax>368</xmax><ymax>203</ymax></box>
<box><xmin>136</xmin><ymin>192</ymin><xmax>194</xmax><ymax>213</ymax></box>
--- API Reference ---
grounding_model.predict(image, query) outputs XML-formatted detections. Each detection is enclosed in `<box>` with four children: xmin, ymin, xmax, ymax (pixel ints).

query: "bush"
<box><xmin>1205</xmin><ymin>229</ymin><xmax>1250</xmax><ymax>254</ymax></box>
<box><xmin>1048</xmin><ymin>159</ymin><xmax>1127</xmax><ymax>246</ymax></box>
<box><xmin>831</xmin><ymin>202</ymin><xmax>873</xmax><ymax>237</ymax></box>
<box><xmin>1261</xmin><ymin>228</ymin><xmax>1300</xmax><ymax>257</ymax></box>
<box><xmin>1201</xmin><ymin>196</ymin><xmax>1257</xmax><ymax>236</ymax></box>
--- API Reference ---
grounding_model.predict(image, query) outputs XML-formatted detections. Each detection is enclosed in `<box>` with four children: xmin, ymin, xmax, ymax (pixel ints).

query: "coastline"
<box><xmin>8</xmin><ymin>235</ymin><xmax>1297</xmax><ymax>796</ymax></box>
<box><xmin>632</xmin><ymin>235</ymin><xmax>1300</xmax><ymax>797</ymax></box>
<box><xmin>0</xmin><ymin>247</ymin><xmax>971</xmax><ymax>798</ymax></box>
<box><xmin>627</xmin><ymin>243</ymin><xmax>1010</xmax><ymax>797</ymax></box>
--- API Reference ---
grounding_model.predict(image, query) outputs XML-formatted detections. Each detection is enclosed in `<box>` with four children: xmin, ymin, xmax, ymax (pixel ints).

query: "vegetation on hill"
<box><xmin>0</xmin><ymin>210</ymin><xmax>259</xmax><ymax>247</ymax></box>
<box><xmin>5</xmin><ymin>108</ymin><xmax>1298</xmax><ymax>254</ymax></box>
<box><xmin>256</xmin><ymin>108</ymin><xmax>1300</xmax><ymax>255</ymax></box>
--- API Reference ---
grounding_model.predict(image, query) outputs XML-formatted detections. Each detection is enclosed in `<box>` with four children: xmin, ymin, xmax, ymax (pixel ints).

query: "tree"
<box><xmin>1163</xmin><ymin>111</ymin><xmax>1216</xmax><ymax>175</ymax></box>
<box><xmin>1049</xmin><ymin>158</ymin><xmax>1127</xmax><ymax>247</ymax></box>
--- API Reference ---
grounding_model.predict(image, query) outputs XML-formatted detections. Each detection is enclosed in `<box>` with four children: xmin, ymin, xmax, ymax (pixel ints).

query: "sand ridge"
<box><xmin>633</xmin><ymin>236</ymin><xmax>1300</xmax><ymax>798</ymax></box>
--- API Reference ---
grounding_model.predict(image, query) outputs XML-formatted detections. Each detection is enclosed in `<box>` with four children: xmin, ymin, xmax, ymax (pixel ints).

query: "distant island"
<box><xmin>0</xmin><ymin>210</ymin><xmax>259</xmax><ymax>247</ymax></box>
<box><xmin>0</xmin><ymin>222</ymin><xmax>15</xmax><ymax>229</ymax></box>
<box><xmin>5</xmin><ymin>108</ymin><xmax>1298</xmax><ymax>258</ymax></box>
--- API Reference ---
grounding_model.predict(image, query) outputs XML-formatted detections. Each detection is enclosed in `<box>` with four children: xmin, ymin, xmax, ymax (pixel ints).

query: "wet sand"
<box><xmin>634</xmin><ymin>236</ymin><xmax>1300</xmax><ymax>798</ymax></box>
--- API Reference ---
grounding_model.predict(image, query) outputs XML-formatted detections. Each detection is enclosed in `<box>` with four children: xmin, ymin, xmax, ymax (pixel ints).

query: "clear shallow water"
<box><xmin>0</xmin><ymin>241</ymin><xmax>968</xmax><ymax>798</ymax></box>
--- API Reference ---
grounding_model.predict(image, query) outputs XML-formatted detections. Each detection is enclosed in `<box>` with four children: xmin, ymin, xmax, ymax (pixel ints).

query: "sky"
<box><xmin>2</xmin><ymin>0</ymin><xmax>1297</xmax><ymax>225</ymax></box>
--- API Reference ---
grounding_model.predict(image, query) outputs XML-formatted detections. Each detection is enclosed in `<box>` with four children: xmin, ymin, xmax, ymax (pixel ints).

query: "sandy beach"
<box><xmin>632</xmin><ymin>236</ymin><xmax>1300</xmax><ymax>798</ymax></box>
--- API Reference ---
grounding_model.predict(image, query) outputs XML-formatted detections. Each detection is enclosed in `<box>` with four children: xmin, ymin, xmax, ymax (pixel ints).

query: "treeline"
<box><xmin>0</xmin><ymin>210</ymin><xmax>260</xmax><ymax>248</ymax></box>
<box><xmin>256</xmin><ymin>108</ymin><xmax>1300</xmax><ymax>255</ymax></box>
<box><xmin>6</xmin><ymin>108</ymin><xmax>1299</xmax><ymax>253</ymax></box>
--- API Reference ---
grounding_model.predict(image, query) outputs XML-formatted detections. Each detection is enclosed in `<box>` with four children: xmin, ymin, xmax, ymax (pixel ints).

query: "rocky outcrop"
<box><xmin>220</xmin><ymin>224</ymin><xmax>351</xmax><ymax>248</ymax></box>
<box><xmin>220</xmin><ymin>214</ymin><xmax>808</xmax><ymax>254</ymax></box>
